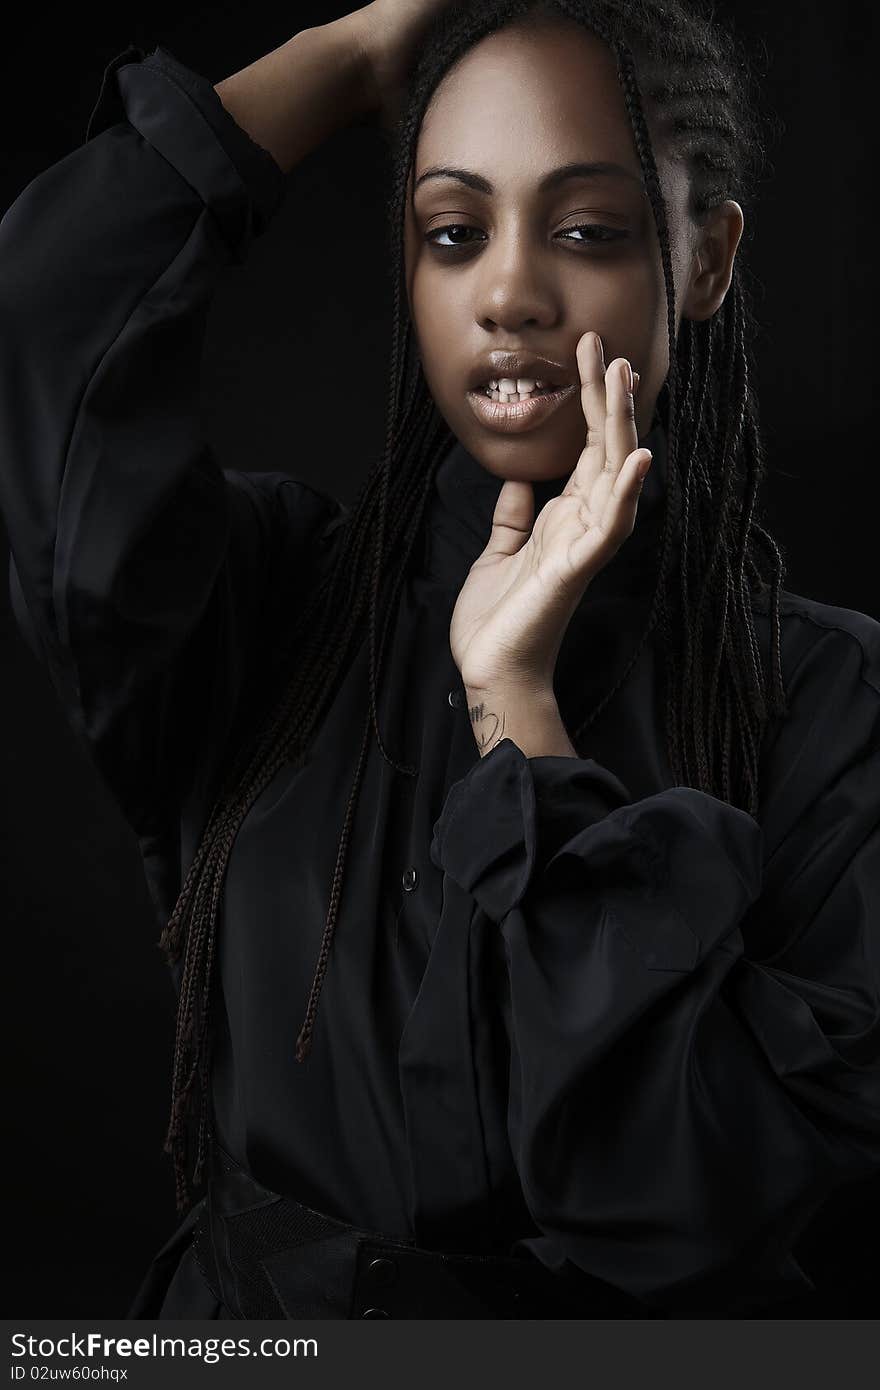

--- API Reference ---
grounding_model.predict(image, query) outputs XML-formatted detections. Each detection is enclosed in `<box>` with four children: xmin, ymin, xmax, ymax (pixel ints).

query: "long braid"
<box><xmin>158</xmin><ymin>0</ymin><xmax>790</xmax><ymax>1214</ymax></box>
<box><xmin>544</xmin><ymin>0</ymin><xmax>786</xmax><ymax>804</ymax></box>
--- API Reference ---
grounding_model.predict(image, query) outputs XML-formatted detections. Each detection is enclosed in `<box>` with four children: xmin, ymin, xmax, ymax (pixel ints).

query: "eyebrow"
<box><xmin>413</xmin><ymin>160</ymin><xmax>644</xmax><ymax>197</ymax></box>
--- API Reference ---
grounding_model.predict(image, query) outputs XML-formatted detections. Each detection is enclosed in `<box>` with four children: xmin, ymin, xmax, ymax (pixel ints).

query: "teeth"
<box><xmin>478</xmin><ymin>375</ymin><xmax>566</xmax><ymax>402</ymax></box>
<box><xmin>492</xmin><ymin>376</ymin><xmax>543</xmax><ymax>399</ymax></box>
<box><xmin>481</xmin><ymin>376</ymin><xmax>553</xmax><ymax>394</ymax></box>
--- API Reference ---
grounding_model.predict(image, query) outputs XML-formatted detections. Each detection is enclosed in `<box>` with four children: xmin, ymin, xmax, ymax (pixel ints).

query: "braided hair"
<box><xmin>158</xmin><ymin>0</ymin><xmax>788</xmax><ymax>1215</ymax></box>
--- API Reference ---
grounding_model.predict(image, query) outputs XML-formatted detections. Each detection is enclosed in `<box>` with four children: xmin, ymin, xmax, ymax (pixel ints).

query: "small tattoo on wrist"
<box><xmin>468</xmin><ymin>700</ymin><xmax>506</xmax><ymax>753</ymax></box>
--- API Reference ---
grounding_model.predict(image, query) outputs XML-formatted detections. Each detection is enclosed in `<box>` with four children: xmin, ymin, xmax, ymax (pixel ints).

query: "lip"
<box><xmin>466</xmin><ymin>383</ymin><xmax>578</xmax><ymax>434</ymax></box>
<box><xmin>467</xmin><ymin>350</ymin><xmax>574</xmax><ymax>391</ymax></box>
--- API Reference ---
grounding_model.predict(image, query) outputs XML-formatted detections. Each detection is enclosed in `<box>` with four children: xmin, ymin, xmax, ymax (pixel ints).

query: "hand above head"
<box><xmin>351</xmin><ymin>0</ymin><xmax>462</xmax><ymax>135</ymax></box>
<box><xmin>449</xmin><ymin>331</ymin><xmax>652</xmax><ymax>699</ymax></box>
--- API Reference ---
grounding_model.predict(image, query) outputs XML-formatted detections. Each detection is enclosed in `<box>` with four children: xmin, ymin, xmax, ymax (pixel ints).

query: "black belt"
<box><xmin>192</xmin><ymin>1138</ymin><xmax>658</xmax><ymax>1319</ymax></box>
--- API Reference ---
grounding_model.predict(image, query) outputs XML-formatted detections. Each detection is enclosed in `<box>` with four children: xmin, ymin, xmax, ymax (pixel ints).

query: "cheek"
<box><xmin>581</xmin><ymin>267</ymin><xmax>663</xmax><ymax>387</ymax></box>
<box><xmin>610</xmin><ymin>260</ymin><xmax>669</xmax><ymax>396</ymax></box>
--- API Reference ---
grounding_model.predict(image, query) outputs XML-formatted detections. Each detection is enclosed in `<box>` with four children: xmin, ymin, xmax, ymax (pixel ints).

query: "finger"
<box><xmin>605</xmin><ymin>357</ymin><xmax>640</xmax><ymax>478</ymax></box>
<box><xmin>568</xmin><ymin>447</ymin><xmax>652</xmax><ymax>574</ymax></box>
<box><xmin>579</xmin><ymin>356</ymin><xmax>633</xmax><ymax>524</ymax></box>
<box><xmin>569</xmin><ymin>331</ymin><xmax>607</xmax><ymax>489</ymax></box>
<box><xmin>606</xmin><ymin>447</ymin><xmax>653</xmax><ymax>542</ymax></box>
<box><xmin>480</xmin><ymin>478</ymin><xmax>535</xmax><ymax>559</ymax></box>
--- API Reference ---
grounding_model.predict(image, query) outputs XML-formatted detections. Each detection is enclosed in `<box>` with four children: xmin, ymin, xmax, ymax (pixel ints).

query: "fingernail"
<box><xmin>624</xmin><ymin>361</ymin><xmax>633</xmax><ymax>392</ymax></box>
<box><xmin>632</xmin><ymin>371</ymin><xmax>641</xmax><ymax>391</ymax></box>
<box><xmin>595</xmin><ymin>334</ymin><xmax>605</xmax><ymax>365</ymax></box>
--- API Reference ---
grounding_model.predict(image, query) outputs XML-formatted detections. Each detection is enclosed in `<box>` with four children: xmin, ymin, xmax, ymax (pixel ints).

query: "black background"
<box><xmin>1</xmin><ymin>1</ymin><xmax>878</xmax><ymax>1316</ymax></box>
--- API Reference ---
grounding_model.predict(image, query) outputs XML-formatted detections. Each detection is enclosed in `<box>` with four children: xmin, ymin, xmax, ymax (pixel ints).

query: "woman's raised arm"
<box><xmin>0</xmin><ymin>27</ymin><xmax>374</xmax><ymax>839</ymax></box>
<box><xmin>212</xmin><ymin>9</ymin><xmax>376</xmax><ymax>172</ymax></box>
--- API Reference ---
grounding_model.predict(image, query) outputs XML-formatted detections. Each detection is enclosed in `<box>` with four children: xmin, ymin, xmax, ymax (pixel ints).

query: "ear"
<box><xmin>681</xmin><ymin>200</ymin><xmax>744</xmax><ymax>323</ymax></box>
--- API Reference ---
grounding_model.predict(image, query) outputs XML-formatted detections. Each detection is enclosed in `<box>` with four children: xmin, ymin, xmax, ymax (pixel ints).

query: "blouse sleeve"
<box><xmin>0</xmin><ymin>44</ymin><xmax>343</xmax><ymax>837</ymax></box>
<box><xmin>429</xmin><ymin>624</ymin><xmax>880</xmax><ymax>1316</ymax></box>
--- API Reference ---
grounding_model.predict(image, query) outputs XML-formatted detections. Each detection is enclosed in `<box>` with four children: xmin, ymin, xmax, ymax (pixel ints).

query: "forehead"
<box><xmin>414</xmin><ymin>20</ymin><xmax>638</xmax><ymax>177</ymax></box>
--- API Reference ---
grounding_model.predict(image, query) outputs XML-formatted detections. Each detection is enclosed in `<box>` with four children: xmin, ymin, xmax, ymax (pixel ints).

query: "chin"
<box><xmin>491</xmin><ymin>460</ymin><xmax>572</xmax><ymax>484</ymax></box>
<box><xmin>465</xmin><ymin>431</ymin><xmax>580</xmax><ymax>483</ymax></box>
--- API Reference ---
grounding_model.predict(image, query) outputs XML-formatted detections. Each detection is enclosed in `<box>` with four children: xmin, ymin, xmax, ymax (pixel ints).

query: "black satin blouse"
<box><xmin>1</xmin><ymin>43</ymin><xmax>879</xmax><ymax>1320</ymax></box>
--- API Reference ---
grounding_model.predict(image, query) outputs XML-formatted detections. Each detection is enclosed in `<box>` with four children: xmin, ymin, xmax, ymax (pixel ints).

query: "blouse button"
<box><xmin>448</xmin><ymin>687</ymin><xmax>464</xmax><ymax>709</ymax></box>
<box><xmin>367</xmin><ymin>1256</ymin><xmax>399</xmax><ymax>1288</ymax></box>
<box><xmin>402</xmin><ymin>867</ymin><xmax>418</xmax><ymax>892</ymax></box>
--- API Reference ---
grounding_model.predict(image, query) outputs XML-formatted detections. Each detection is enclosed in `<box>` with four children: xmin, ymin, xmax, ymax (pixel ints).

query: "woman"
<box><xmin>1</xmin><ymin>0</ymin><xmax>878</xmax><ymax>1319</ymax></box>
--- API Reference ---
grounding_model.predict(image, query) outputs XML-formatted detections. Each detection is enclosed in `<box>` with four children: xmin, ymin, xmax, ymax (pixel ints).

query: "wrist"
<box><xmin>339</xmin><ymin>5</ymin><xmax>392</xmax><ymax>116</ymax></box>
<box><xmin>213</xmin><ymin>16</ymin><xmax>376</xmax><ymax>175</ymax></box>
<box><xmin>463</xmin><ymin>683</ymin><xmax>578</xmax><ymax>760</ymax></box>
<box><xmin>464</xmin><ymin>680</ymin><xmax>556</xmax><ymax>712</ymax></box>
<box><xmin>331</xmin><ymin>7</ymin><xmax>380</xmax><ymax>114</ymax></box>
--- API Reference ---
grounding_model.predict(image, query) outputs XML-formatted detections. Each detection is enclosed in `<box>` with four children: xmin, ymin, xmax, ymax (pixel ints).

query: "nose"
<box><xmin>474</xmin><ymin>232</ymin><xmax>559</xmax><ymax>332</ymax></box>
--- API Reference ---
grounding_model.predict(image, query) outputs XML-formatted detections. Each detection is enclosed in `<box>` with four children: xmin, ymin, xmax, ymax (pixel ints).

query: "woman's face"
<box><xmin>403</xmin><ymin>19</ymin><xmax>703</xmax><ymax>483</ymax></box>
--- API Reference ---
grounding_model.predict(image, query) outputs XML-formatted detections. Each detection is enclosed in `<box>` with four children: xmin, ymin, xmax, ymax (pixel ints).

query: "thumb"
<box><xmin>482</xmin><ymin>479</ymin><xmax>535</xmax><ymax>559</ymax></box>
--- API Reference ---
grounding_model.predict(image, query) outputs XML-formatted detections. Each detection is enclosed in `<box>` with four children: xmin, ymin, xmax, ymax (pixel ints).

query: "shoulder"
<box><xmin>750</xmin><ymin>582</ymin><xmax>880</xmax><ymax>708</ymax></box>
<box><xmin>221</xmin><ymin>469</ymin><xmax>349</xmax><ymax>586</ymax></box>
<box><xmin>752</xmin><ymin>584</ymin><xmax>880</xmax><ymax>837</ymax></box>
<box><xmin>223</xmin><ymin>469</ymin><xmax>348</xmax><ymax>544</ymax></box>
<box><xmin>784</xmin><ymin>589</ymin><xmax>878</xmax><ymax>692</ymax></box>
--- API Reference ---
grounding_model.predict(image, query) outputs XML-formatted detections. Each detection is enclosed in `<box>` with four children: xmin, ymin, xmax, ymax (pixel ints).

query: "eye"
<box><xmin>424</xmin><ymin>224</ymin><xmax>482</xmax><ymax>248</ymax></box>
<box><xmin>423</xmin><ymin>223</ymin><xmax>629</xmax><ymax>251</ymax></box>
<box><xmin>559</xmin><ymin>223</ymin><xmax>629</xmax><ymax>245</ymax></box>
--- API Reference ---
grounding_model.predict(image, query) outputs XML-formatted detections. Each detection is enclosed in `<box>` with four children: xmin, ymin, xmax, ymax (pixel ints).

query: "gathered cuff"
<box><xmin>429</xmin><ymin>737</ymin><xmax>632</xmax><ymax>922</ymax></box>
<box><xmin>85</xmin><ymin>43</ymin><xmax>285</xmax><ymax>255</ymax></box>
